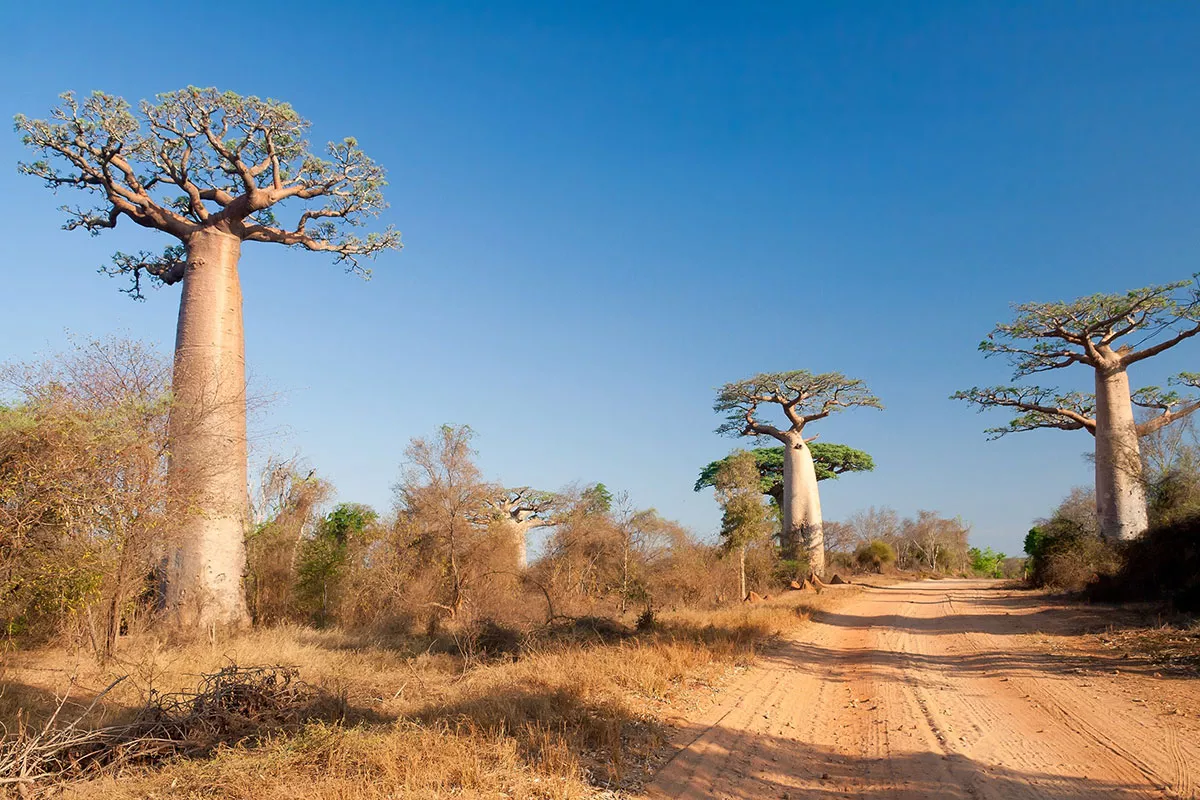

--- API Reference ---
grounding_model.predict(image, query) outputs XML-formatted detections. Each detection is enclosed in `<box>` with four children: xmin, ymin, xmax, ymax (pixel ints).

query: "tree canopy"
<box><xmin>16</xmin><ymin>88</ymin><xmax>401</xmax><ymax>297</ymax></box>
<box><xmin>715</xmin><ymin>371</ymin><xmax>883</xmax><ymax>442</ymax></box>
<box><xmin>694</xmin><ymin>444</ymin><xmax>875</xmax><ymax>496</ymax></box>
<box><xmin>954</xmin><ymin>279</ymin><xmax>1200</xmax><ymax>437</ymax></box>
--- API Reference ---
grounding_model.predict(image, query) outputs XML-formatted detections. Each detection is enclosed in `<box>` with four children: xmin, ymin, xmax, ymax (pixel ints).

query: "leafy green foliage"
<box><xmin>694</xmin><ymin>444</ymin><xmax>875</xmax><ymax>499</ymax></box>
<box><xmin>580</xmin><ymin>483</ymin><xmax>613</xmax><ymax>515</ymax></box>
<box><xmin>968</xmin><ymin>546</ymin><xmax>1007</xmax><ymax>578</ymax></box>
<box><xmin>712</xmin><ymin>451</ymin><xmax>772</xmax><ymax>551</ymax></box>
<box><xmin>1024</xmin><ymin>526</ymin><xmax>1048</xmax><ymax>559</ymax></box>
<box><xmin>1025</xmin><ymin>502</ymin><xmax>1116</xmax><ymax>590</ymax></box>
<box><xmin>854</xmin><ymin>540</ymin><xmax>895</xmax><ymax>573</ymax></box>
<box><xmin>295</xmin><ymin>503</ymin><xmax>378</xmax><ymax>625</ymax></box>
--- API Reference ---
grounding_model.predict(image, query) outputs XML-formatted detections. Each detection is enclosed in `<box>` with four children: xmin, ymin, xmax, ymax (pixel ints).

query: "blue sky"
<box><xmin>2</xmin><ymin>2</ymin><xmax>1198</xmax><ymax>555</ymax></box>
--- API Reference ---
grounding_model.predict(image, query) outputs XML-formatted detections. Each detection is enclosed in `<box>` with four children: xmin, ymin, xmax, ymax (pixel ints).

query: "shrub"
<box><xmin>969</xmin><ymin>546</ymin><xmax>1006</xmax><ymax>578</ymax></box>
<box><xmin>1089</xmin><ymin>514</ymin><xmax>1200</xmax><ymax>610</ymax></box>
<box><xmin>854</xmin><ymin>540</ymin><xmax>895</xmax><ymax>573</ymax></box>
<box><xmin>1030</xmin><ymin>529</ymin><xmax>1118</xmax><ymax>591</ymax></box>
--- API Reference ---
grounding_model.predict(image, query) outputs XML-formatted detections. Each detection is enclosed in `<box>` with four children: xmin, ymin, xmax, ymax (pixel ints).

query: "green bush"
<box><xmin>1027</xmin><ymin>527</ymin><xmax>1118</xmax><ymax>591</ymax></box>
<box><xmin>854</xmin><ymin>540</ymin><xmax>895</xmax><ymax>573</ymax></box>
<box><xmin>969</xmin><ymin>546</ymin><xmax>1006</xmax><ymax>578</ymax></box>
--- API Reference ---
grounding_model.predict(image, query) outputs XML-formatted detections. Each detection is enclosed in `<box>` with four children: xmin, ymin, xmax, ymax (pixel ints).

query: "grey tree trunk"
<box><xmin>781</xmin><ymin>437</ymin><xmax>826</xmax><ymax>576</ymax></box>
<box><xmin>1094</xmin><ymin>366</ymin><xmax>1149</xmax><ymax>541</ymax></box>
<box><xmin>164</xmin><ymin>230</ymin><xmax>251</xmax><ymax>627</ymax></box>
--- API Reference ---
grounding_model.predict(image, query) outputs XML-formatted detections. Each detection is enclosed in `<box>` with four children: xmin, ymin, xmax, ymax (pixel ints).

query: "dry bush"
<box><xmin>1089</xmin><ymin>514</ymin><xmax>1200</xmax><ymax>610</ymax></box>
<box><xmin>245</xmin><ymin>457</ymin><xmax>333</xmax><ymax>625</ymax></box>
<box><xmin>0</xmin><ymin>338</ymin><xmax>177</xmax><ymax>658</ymax></box>
<box><xmin>1035</xmin><ymin>531</ymin><xmax>1119</xmax><ymax>591</ymax></box>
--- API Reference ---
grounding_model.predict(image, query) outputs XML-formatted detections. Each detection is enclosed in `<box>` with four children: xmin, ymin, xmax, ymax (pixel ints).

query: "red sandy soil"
<box><xmin>642</xmin><ymin>579</ymin><xmax>1200</xmax><ymax>800</ymax></box>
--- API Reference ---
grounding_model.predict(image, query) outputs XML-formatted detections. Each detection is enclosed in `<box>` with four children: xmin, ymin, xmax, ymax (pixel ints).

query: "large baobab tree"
<box><xmin>484</xmin><ymin>487</ymin><xmax>558</xmax><ymax>570</ymax></box>
<box><xmin>16</xmin><ymin>89</ymin><xmax>401</xmax><ymax>626</ymax></box>
<box><xmin>715</xmin><ymin>371</ymin><xmax>882</xmax><ymax>575</ymax></box>
<box><xmin>954</xmin><ymin>278</ymin><xmax>1200</xmax><ymax>542</ymax></box>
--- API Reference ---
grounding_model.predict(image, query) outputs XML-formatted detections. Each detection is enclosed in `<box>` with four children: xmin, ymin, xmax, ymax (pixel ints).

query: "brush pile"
<box><xmin>1</xmin><ymin>664</ymin><xmax>327</xmax><ymax>794</ymax></box>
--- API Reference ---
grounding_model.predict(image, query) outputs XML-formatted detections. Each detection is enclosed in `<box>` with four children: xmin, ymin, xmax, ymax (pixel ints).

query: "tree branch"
<box><xmin>952</xmin><ymin>385</ymin><xmax>1097</xmax><ymax>438</ymax></box>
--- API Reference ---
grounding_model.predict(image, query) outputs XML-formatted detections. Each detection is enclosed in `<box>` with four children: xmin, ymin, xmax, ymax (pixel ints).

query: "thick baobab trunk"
<box><xmin>1094</xmin><ymin>366</ymin><xmax>1149</xmax><ymax>541</ymax></box>
<box><xmin>782</xmin><ymin>438</ymin><xmax>826</xmax><ymax>576</ymax></box>
<box><xmin>165</xmin><ymin>230</ymin><xmax>250</xmax><ymax>627</ymax></box>
<box><xmin>501</xmin><ymin>518</ymin><xmax>530</xmax><ymax>571</ymax></box>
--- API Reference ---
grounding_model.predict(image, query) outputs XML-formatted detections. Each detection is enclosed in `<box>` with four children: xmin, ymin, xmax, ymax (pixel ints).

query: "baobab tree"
<box><xmin>695</xmin><ymin>443</ymin><xmax>875</xmax><ymax>509</ymax></box>
<box><xmin>16</xmin><ymin>89</ymin><xmax>401</xmax><ymax>626</ymax></box>
<box><xmin>483</xmin><ymin>487</ymin><xmax>558</xmax><ymax>570</ymax></box>
<box><xmin>954</xmin><ymin>278</ymin><xmax>1200</xmax><ymax>541</ymax></box>
<box><xmin>715</xmin><ymin>371</ymin><xmax>883</xmax><ymax>575</ymax></box>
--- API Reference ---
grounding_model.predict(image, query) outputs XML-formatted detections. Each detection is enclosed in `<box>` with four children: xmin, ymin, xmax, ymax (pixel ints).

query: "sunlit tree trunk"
<box><xmin>738</xmin><ymin>544</ymin><xmax>747</xmax><ymax>601</ymax></box>
<box><xmin>1094</xmin><ymin>366</ymin><xmax>1149</xmax><ymax>541</ymax></box>
<box><xmin>165</xmin><ymin>230</ymin><xmax>250</xmax><ymax>627</ymax></box>
<box><xmin>782</xmin><ymin>437</ymin><xmax>826</xmax><ymax>575</ymax></box>
<box><xmin>497</xmin><ymin>518</ymin><xmax>531</xmax><ymax>571</ymax></box>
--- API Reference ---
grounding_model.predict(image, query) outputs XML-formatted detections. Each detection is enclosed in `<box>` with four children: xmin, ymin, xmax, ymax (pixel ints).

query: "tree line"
<box><xmin>10</xmin><ymin>85</ymin><xmax>1200</xmax><ymax>639</ymax></box>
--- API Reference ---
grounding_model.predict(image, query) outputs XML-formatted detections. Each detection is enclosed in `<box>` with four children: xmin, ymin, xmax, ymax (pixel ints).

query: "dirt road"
<box><xmin>643</xmin><ymin>579</ymin><xmax>1200</xmax><ymax>799</ymax></box>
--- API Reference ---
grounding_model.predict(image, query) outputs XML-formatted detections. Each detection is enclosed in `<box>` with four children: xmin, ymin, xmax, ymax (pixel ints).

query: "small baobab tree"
<box><xmin>715</xmin><ymin>371</ymin><xmax>882</xmax><ymax>576</ymax></box>
<box><xmin>16</xmin><ymin>89</ymin><xmax>401</xmax><ymax>626</ymax></box>
<box><xmin>953</xmin><ymin>278</ymin><xmax>1200</xmax><ymax>541</ymax></box>
<box><xmin>483</xmin><ymin>487</ymin><xmax>558</xmax><ymax>570</ymax></box>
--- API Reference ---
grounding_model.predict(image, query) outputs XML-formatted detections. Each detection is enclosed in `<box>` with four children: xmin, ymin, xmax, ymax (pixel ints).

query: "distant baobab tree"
<box><xmin>484</xmin><ymin>487</ymin><xmax>559</xmax><ymax>570</ymax></box>
<box><xmin>715</xmin><ymin>371</ymin><xmax>883</xmax><ymax>576</ymax></box>
<box><xmin>954</xmin><ymin>278</ymin><xmax>1200</xmax><ymax>541</ymax></box>
<box><xmin>16</xmin><ymin>88</ymin><xmax>402</xmax><ymax>626</ymax></box>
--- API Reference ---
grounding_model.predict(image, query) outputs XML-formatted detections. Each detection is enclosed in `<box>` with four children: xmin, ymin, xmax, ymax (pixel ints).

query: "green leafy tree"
<box><xmin>854</xmin><ymin>540</ymin><xmax>895</xmax><ymax>573</ymax></box>
<box><xmin>715</xmin><ymin>370</ymin><xmax>883</xmax><ymax>575</ymax></box>
<box><xmin>581</xmin><ymin>483</ymin><xmax>614</xmax><ymax>515</ymax></box>
<box><xmin>954</xmin><ymin>279</ymin><xmax>1200</xmax><ymax>542</ymax></box>
<box><xmin>16</xmin><ymin>89</ymin><xmax>402</xmax><ymax>627</ymax></box>
<box><xmin>711</xmin><ymin>451</ymin><xmax>773</xmax><ymax>600</ymax></box>
<box><xmin>969</xmin><ymin>546</ymin><xmax>1007</xmax><ymax>578</ymax></box>
<box><xmin>295</xmin><ymin>503</ymin><xmax>377</xmax><ymax>625</ymax></box>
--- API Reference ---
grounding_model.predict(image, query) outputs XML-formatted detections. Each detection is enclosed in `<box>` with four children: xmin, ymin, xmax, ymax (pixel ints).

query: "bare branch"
<box><xmin>952</xmin><ymin>385</ymin><xmax>1097</xmax><ymax>438</ymax></box>
<box><xmin>17</xmin><ymin>87</ymin><xmax>402</xmax><ymax>293</ymax></box>
<box><xmin>980</xmin><ymin>277</ymin><xmax>1200</xmax><ymax>378</ymax></box>
<box><xmin>99</xmin><ymin>245</ymin><xmax>187</xmax><ymax>300</ymax></box>
<box><xmin>716</xmin><ymin>370</ymin><xmax>882</xmax><ymax>441</ymax></box>
<box><xmin>1133</xmin><ymin>375</ymin><xmax>1200</xmax><ymax>436</ymax></box>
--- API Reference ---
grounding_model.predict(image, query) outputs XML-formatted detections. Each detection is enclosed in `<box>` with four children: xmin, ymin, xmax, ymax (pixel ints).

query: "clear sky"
<box><xmin>2</xmin><ymin>1</ymin><xmax>1198</xmax><ymax>555</ymax></box>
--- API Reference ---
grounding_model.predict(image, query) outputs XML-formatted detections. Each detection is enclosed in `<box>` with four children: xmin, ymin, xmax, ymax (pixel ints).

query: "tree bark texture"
<box><xmin>1094</xmin><ymin>366</ymin><xmax>1149</xmax><ymax>541</ymax></box>
<box><xmin>782</xmin><ymin>437</ymin><xmax>826</xmax><ymax>576</ymax></box>
<box><xmin>164</xmin><ymin>230</ymin><xmax>251</xmax><ymax>627</ymax></box>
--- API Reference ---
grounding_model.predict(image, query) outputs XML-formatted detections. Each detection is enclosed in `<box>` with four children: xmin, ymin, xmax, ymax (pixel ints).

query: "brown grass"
<box><xmin>1</xmin><ymin>590</ymin><xmax>855</xmax><ymax>798</ymax></box>
<box><xmin>1093</xmin><ymin>622</ymin><xmax>1200</xmax><ymax>675</ymax></box>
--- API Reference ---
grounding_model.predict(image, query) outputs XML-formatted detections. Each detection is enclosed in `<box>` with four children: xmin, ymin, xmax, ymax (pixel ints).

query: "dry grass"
<box><xmin>1</xmin><ymin>589</ymin><xmax>855</xmax><ymax>798</ymax></box>
<box><xmin>1094</xmin><ymin>622</ymin><xmax>1200</xmax><ymax>675</ymax></box>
